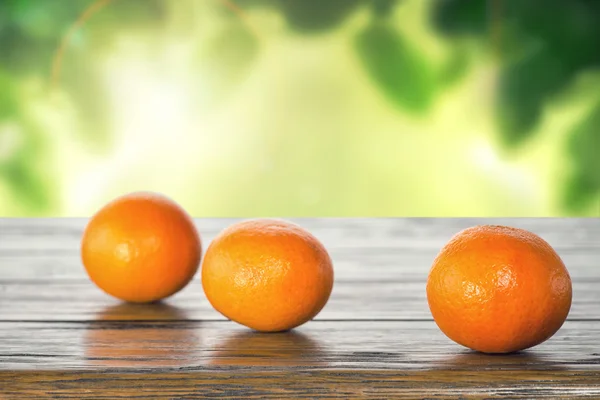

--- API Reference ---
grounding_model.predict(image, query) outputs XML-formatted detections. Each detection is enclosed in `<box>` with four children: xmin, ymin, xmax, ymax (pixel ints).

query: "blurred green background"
<box><xmin>0</xmin><ymin>0</ymin><xmax>599</xmax><ymax>217</ymax></box>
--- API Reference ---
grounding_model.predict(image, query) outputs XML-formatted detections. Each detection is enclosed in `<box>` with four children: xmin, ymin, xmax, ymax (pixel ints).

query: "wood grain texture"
<box><xmin>1</xmin><ymin>218</ymin><xmax>600</xmax><ymax>398</ymax></box>
<box><xmin>2</xmin><ymin>319</ymin><xmax>600</xmax><ymax>398</ymax></box>
<box><xmin>1</xmin><ymin>320</ymin><xmax>600</xmax><ymax>370</ymax></box>
<box><xmin>1</xmin><ymin>218</ymin><xmax>599</xmax><ymax>321</ymax></box>
<box><xmin>2</xmin><ymin>369</ymin><xmax>600</xmax><ymax>399</ymax></box>
<box><xmin>3</xmin><ymin>278</ymin><xmax>600</xmax><ymax>321</ymax></box>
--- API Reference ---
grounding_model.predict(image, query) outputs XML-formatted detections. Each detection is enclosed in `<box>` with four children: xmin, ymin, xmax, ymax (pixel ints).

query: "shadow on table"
<box><xmin>82</xmin><ymin>302</ymin><xmax>202</xmax><ymax>368</ymax></box>
<box><xmin>207</xmin><ymin>330</ymin><xmax>327</xmax><ymax>367</ymax></box>
<box><xmin>431</xmin><ymin>350</ymin><xmax>572</xmax><ymax>371</ymax></box>
<box><xmin>88</xmin><ymin>301</ymin><xmax>190</xmax><ymax>320</ymax></box>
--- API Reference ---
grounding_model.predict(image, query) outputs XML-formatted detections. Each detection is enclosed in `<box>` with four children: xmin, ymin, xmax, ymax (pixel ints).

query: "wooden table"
<box><xmin>1</xmin><ymin>218</ymin><xmax>600</xmax><ymax>399</ymax></box>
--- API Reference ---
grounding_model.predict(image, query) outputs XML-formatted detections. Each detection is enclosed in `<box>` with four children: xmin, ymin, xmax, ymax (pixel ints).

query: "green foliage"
<box><xmin>2</xmin><ymin>157</ymin><xmax>52</xmax><ymax>211</ymax></box>
<box><xmin>0</xmin><ymin>0</ymin><xmax>598</xmax><ymax>216</ymax></box>
<box><xmin>276</xmin><ymin>0</ymin><xmax>363</xmax><ymax>33</ymax></box>
<box><xmin>431</xmin><ymin>0</ymin><xmax>488</xmax><ymax>36</ymax></box>
<box><xmin>502</xmin><ymin>1</ymin><xmax>600</xmax><ymax>67</ymax></box>
<box><xmin>0</xmin><ymin>74</ymin><xmax>19</xmax><ymax>119</ymax></box>
<box><xmin>497</xmin><ymin>45</ymin><xmax>575</xmax><ymax>145</ymax></box>
<box><xmin>371</xmin><ymin>0</ymin><xmax>398</xmax><ymax>17</ymax></box>
<box><xmin>238</xmin><ymin>0</ymin><xmax>365</xmax><ymax>33</ymax></box>
<box><xmin>0</xmin><ymin>1</ymin><xmax>88</xmax><ymax>75</ymax></box>
<box><xmin>355</xmin><ymin>22</ymin><xmax>436</xmax><ymax>114</ymax></box>
<box><xmin>431</xmin><ymin>0</ymin><xmax>600</xmax><ymax>138</ymax></box>
<box><xmin>438</xmin><ymin>45</ymin><xmax>470</xmax><ymax>88</ymax></box>
<box><xmin>195</xmin><ymin>21</ymin><xmax>259</xmax><ymax>105</ymax></box>
<box><xmin>430</xmin><ymin>0</ymin><xmax>600</xmax><ymax>211</ymax></box>
<box><xmin>0</xmin><ymin>73</ymin><xmax>54</xmax><ymax>213</ymax></box>
<box><xmin>0</xmin><ymin>0</ymin><xmax>167</xmax><ymax>146</ymax></box>
<box><xmin>0</xmin><ymin>20</ymin><xmax>54</xmax><ymax>76</ymax></box>
<box><xmin>565</xmin><ymin>102</ymin><xmax>600</xmax><ymax>212</ymax></box>
<box><xmin>80</xmin><ymin>0</ymin><xmax>166</xmax><ymax>47</ymax></box>
<box><xmin>243</xmin><ymin>0</ymin><xmax>404</xmax><ymax>33</ymax></box>
<box><xmin>10</xmin><ymin>0</ymin><xmax>85</xmax><ymax>40</ymax></box>
<box><xmin>564</xmin><ymin>174</ymin><xmax>599</xmax><ymax>214</ymax></box>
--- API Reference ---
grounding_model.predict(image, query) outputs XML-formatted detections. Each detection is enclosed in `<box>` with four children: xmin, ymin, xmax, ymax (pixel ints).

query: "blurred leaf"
<box><xmin>569</xmin><ymin>105</ymin><xmax>600</xmax><ymax>183</ymax></box>
<box><xmin>430</xmin><ymin>0</ymin><xmax>488</xmax><ymax>36</ymax></box>
<box><xmin>564</xmin><ymin>173</ymin><xmax>599</xmax><ymax>213</ymax></box>
<box><xmin>277</xmin><ymin>0</ymin><xmax>362</xmax><ymax>33</ymax></box>
<box><xmin>0</xmin><ymin>115</ymin><xmax>53</xmax><ymax>213</ymax></box>
<box><xmin>497</xmin><ymin>45</ymin><xmax>574</xmax><ymax>145</ymax></box>
<box><xmin>431</xmin><ymin>0</ymin><xmax>600</xmax><ymax>65</ymax></box>
<box><xmin>0</xmin><ymin>1</ymin><xmax>94</xmax><ymax>76</ymax></box>
<box><xmin>0</xmin><ymin>4</ymin><xmax>9</xmax><ymax>30</ymax></box>
<box><xmin>438</xmin><ymin>45</ymin><xmax>469</xmax><ymax>87</ymax></box>
<box><xmin>0</xmin><ymin>24</ymin><xmax>56</xmax><ymax>76</ymax></box>
<box><xmin>355</xmin><ymin>22</ymin><xmax>436</xmax><ymax>114</ymax></box>
<box><xmin>0</xmin><ymin>72</ymin><xmax>19</xmax><ymax>119</ymax></box>
<box><xmin>371</xmin><ymin>0</ymin><xmax>399</xmax><ymax>17</ymax></box>
<box><xmin>564</xmin><ymin>102</ymin><xmax>600</xmax><ymax>211</ymax></box>
<box><xmin>87</xmin><ymin>0</ymin><xmax>165</xmax><ymax>24</ymax></box>
<box><xmin>1</xmin><ymin>159</ymin><xmax>51</xmax><ymax>211</ymax></box>
<box><xmin>505</xmin><ymin>1</ymin><xmax>600</xmax><ymax>66</ymax></box>
<box><xmin>10</xmin><ymin>0</ymin><xmax>85</xmax><ymax>40</ymax></box>
<box><xmin>430</xmin><ymin>0</ymin><xmax>600</xmax><ymax>157</ymax></box>
<box><xmin>195</xmin><ymin>22</ymin><xmax>259</xmax><ymax>104</ymax></box>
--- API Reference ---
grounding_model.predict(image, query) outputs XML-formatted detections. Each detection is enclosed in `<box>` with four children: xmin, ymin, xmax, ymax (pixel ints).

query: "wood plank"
<box><xmin>2</xmin><ymin>219</ymin><xmax>600</xmax><ymax>398</ymax></box>
<box><xmin>1</xmin><ymin>320</ymin><xmax>600</xmax><ymax>370</ymax></box>
<box><xmin>2</xmin><ymin>218</ymin><xmax>598</xmax><ymax>282</ymax></box>
<box><xmin>1</xmin><ymin>279</ymin><xmax>600</xmax><ymax>321</ymax></box>
<box><xmin>2</xmin><ymin>246</ymin><xmax>599</xmax><ymax>282</ymax></box>
<box><xmin>2</xmin><ymin>369</ymin><xmax>600</xmax><ymax>399</ymax></box>
<box><xmin>1</xmin><ymin>320</ymin><xmax>600</xmax><ymax>399</ymax></box>
<box><xmin>2</xmin><ymin>218</ymin><xmax>599</xmax><ymax>254</ymax></box>
<box><xmin>1</xmin><ymin>218</ymin><xmax>599</xmax><ymax>321</ymax></box>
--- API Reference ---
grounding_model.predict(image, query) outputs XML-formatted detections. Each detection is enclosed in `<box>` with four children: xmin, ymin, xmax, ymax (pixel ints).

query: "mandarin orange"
<box><xmin>426</xmin><ymin>225</ymin><xmax>572</xmax><ymax>354</ymax></box>
<box><xmin>81</xmin><ymin>192</ymin><xmax>201</xmax><ymax>303</ymax></box>
<box><xmin>201</xmin><ymin>219</ymin><xmax>334</xmax><ymax>332</ymax></box>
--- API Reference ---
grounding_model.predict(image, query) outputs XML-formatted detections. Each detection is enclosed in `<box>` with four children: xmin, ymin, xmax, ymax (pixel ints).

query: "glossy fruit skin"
<box><xmin>81</xmin><ymin>192</ymin><xmax>201</xmax><ymax>303</ymax></box>
<box><xmin>426</xmin><ymin>225</ymin><xmax>572</xmax><ymax>354</ymax></box>
<box><xmin>201</xmin><ymin>219</ymin><xmax>334</xmax><ymax>332</ymax></box>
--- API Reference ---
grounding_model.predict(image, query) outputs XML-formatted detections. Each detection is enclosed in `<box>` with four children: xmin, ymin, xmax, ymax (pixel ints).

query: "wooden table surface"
<box><xmin>1</xmin><ymin>218</ymin><xmax>600</xmax><ymax>399</ymax></box>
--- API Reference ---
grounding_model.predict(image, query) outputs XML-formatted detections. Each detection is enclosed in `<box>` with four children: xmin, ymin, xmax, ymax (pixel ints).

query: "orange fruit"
<box><xmin>426</xmin><ymin>225</ymin><xmax>572</xmax><ymax>354</ymax></box>
<box><xmin>81</xmin><ymin>192</ymin><xmax>201</xmax><ymax>303</ymax></box>
<box><xmin>201</xmin><ymin>219</ymin><xmax>334</xmax><ymax>332</ymax></box>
